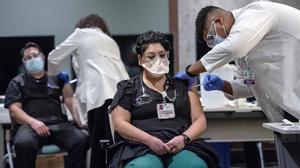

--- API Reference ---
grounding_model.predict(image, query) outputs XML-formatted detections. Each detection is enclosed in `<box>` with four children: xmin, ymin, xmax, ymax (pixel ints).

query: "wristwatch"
<box><xmin>181</xmin><ymin>133</ymin><xmax>191</xmax><ymax>144</ymax></box>
<box><xmin>185</xmin><ymin>65</ymin><xmax>197</xmax><ymax>77</ymax></box>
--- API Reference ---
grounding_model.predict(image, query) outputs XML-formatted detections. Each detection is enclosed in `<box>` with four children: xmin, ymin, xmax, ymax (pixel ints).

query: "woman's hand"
<box><xmin>166</xmin><ymin>135</ymin><xmax>185</xmax><ymax>153</ymax></box>
<box><xmin>146</xmin><ymin>136</ymin><xmax>171</xmax><ymax>155</ymax></box>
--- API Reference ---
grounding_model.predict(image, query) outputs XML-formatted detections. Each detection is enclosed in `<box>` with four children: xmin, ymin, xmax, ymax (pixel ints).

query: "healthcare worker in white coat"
<box><xmin>47</xmin><ymin>14</ymin><xmax>129</xmax><ymax>168</ymax></box>
<box><xmin>175</xmin><ymin>1</ymin><xmax>300</xmax><ymax>122</ymax></box>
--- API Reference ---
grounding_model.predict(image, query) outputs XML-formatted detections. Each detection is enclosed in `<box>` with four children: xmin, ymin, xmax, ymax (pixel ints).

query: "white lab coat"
<box><xmin>200</xmin><ymin>1</ymin><xmax>300</xmax><ymax>121</ymax></box>
<box><xmin>48</xmin><ymin>28</ymin><xmax>129</xmax><ymax>125</ymax></box>
<box><xmin>224</xmin><ymin>58</ymin><xmax>284</xmax><ymax>122</ymax></box>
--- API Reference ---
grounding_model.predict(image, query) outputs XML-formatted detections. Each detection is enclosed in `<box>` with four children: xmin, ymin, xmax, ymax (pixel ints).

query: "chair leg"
<box><xmin>5</xmin><ymin>142</ymin><xmax>14</xmax><ymax>168</ymax></box>
<box><xmin>2</xmin><ymin>154</ymin><xmax>13</xmax><ymax>168</ymax></box>
<box><xmin>2</xmin><ymin>154</ymin><xmax>8</xmax><ymax>168</ymax></box>
<box><xmin>257</xmin><ymin>142</ymin><xmax>265</xmax><ymax>168</ymax></box>
<box><xmin>3</xmin><ymin>126</ymin><xmax>14</xmax><ymax>168</ymax></box>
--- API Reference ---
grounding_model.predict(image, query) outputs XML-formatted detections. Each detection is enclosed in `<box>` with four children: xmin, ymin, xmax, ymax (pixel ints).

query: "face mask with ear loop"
<box><xmin>206</xmin><ymin>21</ymin><xmax>228</xmax><ymax>48</ymax></box>
<box><xmin>24</xmin><ymin>56</ymin><xmax>45</xmax><ymax>74</ymax></box>
<box><xmin>141</xmin><ymin>57</ymin><xmax>170</xmax><ymax>78</ymax></box>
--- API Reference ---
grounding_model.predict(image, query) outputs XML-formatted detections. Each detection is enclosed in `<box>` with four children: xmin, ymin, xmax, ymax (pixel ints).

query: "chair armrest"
<box><xmin>99</xmin><ymin>139</ymin><xmax>112</xmax><ymax>150</ymax></box>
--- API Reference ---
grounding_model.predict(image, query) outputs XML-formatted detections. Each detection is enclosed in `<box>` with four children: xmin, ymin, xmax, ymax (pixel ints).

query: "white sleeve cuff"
<box><xmin>230</xmin><ymin>80</ymin><xmax>254</xmax><ymax>99</ymax></box>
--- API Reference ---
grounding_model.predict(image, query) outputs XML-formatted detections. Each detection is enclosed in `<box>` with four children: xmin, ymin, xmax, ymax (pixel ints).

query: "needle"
<box><xmin>193</xmin><ymin>83</ymin><xmax>203</xmax><ymax>88</ymax></box>
<box><xmin>69</xmin><ymin>79</ymin><xmax>77</xmax><ymax>84</ymax></box>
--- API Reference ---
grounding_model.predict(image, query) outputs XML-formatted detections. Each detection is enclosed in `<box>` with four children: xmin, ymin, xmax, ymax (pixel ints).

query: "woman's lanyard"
<box><xmin>157</xmin><ymin>83</ymin><xmax>176</xmax><ymax>119</ymax></box>
<box><xmin>134</xmin><ymin>74</ymin><xmax>177</xmax><ymax>119</ymax></box>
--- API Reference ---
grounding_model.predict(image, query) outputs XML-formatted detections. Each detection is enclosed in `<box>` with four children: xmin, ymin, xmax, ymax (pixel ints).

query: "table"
<box><xmin>203</xmin><ymin>107</ymin><xmax>273</xmax><ymax>142</ymax></box>
<box><xmin>0</xmin><ymin>105</ymin><xmax>10</xmax><ymax>124</ymax></box>
<box><xmin>263</xmin><ymin>122</ymin><xmax>300</xmax><ymax>168</ymax></box>
<box><xmin>202</xmin><ymin>107</ymin><xmax>274</xmax><ymax>168</ymax></box>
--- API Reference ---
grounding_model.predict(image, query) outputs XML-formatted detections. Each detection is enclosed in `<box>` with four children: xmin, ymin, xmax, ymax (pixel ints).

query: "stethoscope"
<box><xmin>135</xmin><ymin>74</ymin><xmax>177</xmax><ymax>106</ymax></box>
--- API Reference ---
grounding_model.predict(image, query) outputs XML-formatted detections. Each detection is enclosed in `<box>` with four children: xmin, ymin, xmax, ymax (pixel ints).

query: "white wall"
<box><xmin>0</xmin><ymin>0</ymin><xmax>169</xmax><ymax>73</ymax></box>
<box><xmin>0</xmin><ymin>0</ymin><xmax>169</xmax><ymax>45</ymax></box>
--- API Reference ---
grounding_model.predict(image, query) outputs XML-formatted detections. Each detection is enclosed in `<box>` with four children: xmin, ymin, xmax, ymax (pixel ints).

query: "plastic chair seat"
<box><xmin>10</xmin><ymin>144</ymin><xmax>66</xmax><ymax>155</ymax></box>
<box><xmin>38</xmin><ymin>144</ymin><xmax>67</xmax><ymax>155</ymax></box>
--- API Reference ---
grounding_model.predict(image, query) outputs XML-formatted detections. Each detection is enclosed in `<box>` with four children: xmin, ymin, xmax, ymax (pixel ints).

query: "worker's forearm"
<box><xmin>223</xmin><ymin>80</ymin><xmax>233</xmax><ymax>96</ymax></box>
<box><xmin>62</xmin><ymin>84</ymin><xmax>79</xmax><ymax>124</ymax></box>
<box><xmin>187</xmin><ymin>60</ymin><xmax>207</xmax><ymax>75</ymax></box>
<box><xmin>64</xmin><ymin>97</ymin><xmax>83</xmax><ymax>127</ymax></box>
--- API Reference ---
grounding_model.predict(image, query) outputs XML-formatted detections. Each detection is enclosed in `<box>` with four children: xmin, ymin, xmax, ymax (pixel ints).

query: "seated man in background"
<box><xmin>4</xmin><ymin>42</ymin><xmax>89</xmax><ymax>168</ymax></box>
<box><xmin>109</xmin><ymin>31</ymin><xmax>219</xmax><ymax>168</ymax></box>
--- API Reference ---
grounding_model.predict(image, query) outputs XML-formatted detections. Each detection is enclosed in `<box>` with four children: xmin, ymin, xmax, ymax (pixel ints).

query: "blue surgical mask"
<box><xmin>213</xmin><ymin>34</ymin><xmax>225</xmax><ymax>46</ymax></box>
<box><xmin>25</xmin><ymin>56</ymin><xmax>44</xmax><ymax>74</ymax></box>
<box><xmin>207</xmin><ymin>22</ymin><xmax>227</xmax><ymax>48</ymax></box>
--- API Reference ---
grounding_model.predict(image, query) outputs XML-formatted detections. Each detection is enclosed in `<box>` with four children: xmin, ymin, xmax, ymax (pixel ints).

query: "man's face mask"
<box><xmin>141</xmin><ymin>51</ymin><xmax>170</xmax><ymax>78</ymax></box>
<box><xmin>24</xmin><ymin>54</ymin><xmax>44</xmax><ymax>74</ymax></box>
<box><xmin>206</xmin><ymin>21</ymin><xmax>227</xmax><ymax>48</ymax></box>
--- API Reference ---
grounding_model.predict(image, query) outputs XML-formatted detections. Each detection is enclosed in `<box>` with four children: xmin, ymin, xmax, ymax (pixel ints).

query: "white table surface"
<box><xmin>0</xmin><ymin>104</ymin><xmax>11</xmax><ymax>124</ymax></box>
<box><xmin>263</xmin><ymin>122</ymin><xmax>300</xmax><ymax>134</ymax></box>
<box><xmin>204</xmin><ymin>106</ymin><xmax>262</xmax><ymax>113</ymax></box>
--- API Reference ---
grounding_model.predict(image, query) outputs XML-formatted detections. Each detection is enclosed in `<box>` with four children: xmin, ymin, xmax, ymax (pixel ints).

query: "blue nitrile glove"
<box><xmin>175</xmin><ymin>71</ymin><xmax>197</xmax><ymax>89</ymax></box>
<box><xmin>203</xmin><ymin>73</ymin><xmax>224</xmax><ymax>91</ymax></box>
<box><xmin>56</xmin><ymin>71</ymin><xmax>70</xmax><ymax>84</ymax></box>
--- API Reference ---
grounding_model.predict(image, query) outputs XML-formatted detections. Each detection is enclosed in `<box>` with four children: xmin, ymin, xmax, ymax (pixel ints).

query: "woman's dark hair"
<box><xmin>20</xmin><ymin>42</ymin><xmax>43</xmax><ymax>58</ymax></box>
<box><xmin>75</xmin><ymin>14</ymin><xmax>111</xmax><ymax>36</ymax></box>
<box><xmin>135</xmin><ymin>31</ymin><xmax>170</xmax><ymax>55</ymax></box>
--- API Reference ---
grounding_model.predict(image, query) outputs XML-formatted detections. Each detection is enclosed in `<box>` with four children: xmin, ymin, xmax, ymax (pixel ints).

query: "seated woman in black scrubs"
<box><xmin>109</xmin><ymin>31</ymin><xmax>219</xmax><ymax>168</ymax></box>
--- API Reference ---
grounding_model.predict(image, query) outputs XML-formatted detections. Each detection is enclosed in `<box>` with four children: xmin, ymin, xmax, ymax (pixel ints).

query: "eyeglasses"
<box><xmin>23</xmin><ymin>53</ymin><xmax>42</xmax><ymax>61</ymax></box>
<box><xmin>142</xmin><ymin>51</ymin><xmax>169</xmax><ymax>62</ymax></box>
<box><xmin>206</xmin><ymin>16</ymin><xmax>227</xmax><ymax>48</ymax></box>
<box><xmin>206</xmin><ymin>20</ymin><xmax>217</xmax><ymax>48</ymax></box>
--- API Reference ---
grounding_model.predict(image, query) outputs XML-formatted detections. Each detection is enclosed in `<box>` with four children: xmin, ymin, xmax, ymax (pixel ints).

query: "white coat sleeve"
<box><xmin>47</xmin><ymin>28</ymin><xmax>81</xmax><ymax>76</ymax></box>
<box><xmin>201</xmin><ymin>4</ymin><xmax>277</xmax><ymax>72</ymax></box>
<box><xmin>71</xmin><ymin>56</ymin><xmax>79</xmax><ymax>75</ymax></box>
<box><xmin>224</xmin><ymin>79</ymin><xmax>253</xmax><ymax>100</ymax></box>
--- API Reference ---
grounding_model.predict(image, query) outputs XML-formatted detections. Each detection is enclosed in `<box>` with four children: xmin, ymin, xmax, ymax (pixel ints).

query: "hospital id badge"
<box><xmin>243</xmin><ymin>69</ymin><xmax>255</xmax><ymax>85</ymax></box>
<box><xmin>156</xmin><ymin>103</ymin><xmax>175</xmax><ymax>119</ymax></box>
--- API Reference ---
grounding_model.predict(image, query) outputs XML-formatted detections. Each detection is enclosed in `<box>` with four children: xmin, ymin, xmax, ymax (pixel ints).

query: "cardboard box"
<box><xmin>36</xmin><ymin>155</ymin><xmax>64</xmax><ymax>168</ymax></box>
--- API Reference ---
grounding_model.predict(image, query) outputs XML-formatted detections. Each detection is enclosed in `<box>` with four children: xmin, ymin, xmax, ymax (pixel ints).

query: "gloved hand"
<box><xmin>56</xmin><ymin>71</ymin><xmax>70</xmax><ymax>84</ymax></box>
<box><xmin>175</xmin><ymin>71</ymin><xmax>197</xmax><ymax>89</ymax></box>
<box><xmin>203</xmin><ymin>73</ymin><xmax>224</xmax><ymax>91</ymax></box>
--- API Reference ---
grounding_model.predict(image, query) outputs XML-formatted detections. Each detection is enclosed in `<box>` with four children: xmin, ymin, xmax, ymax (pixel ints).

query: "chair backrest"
<box><xmin>108</xmin><ymin>113</ymin><xmax>114</xmax><ymax>142</ymax></box>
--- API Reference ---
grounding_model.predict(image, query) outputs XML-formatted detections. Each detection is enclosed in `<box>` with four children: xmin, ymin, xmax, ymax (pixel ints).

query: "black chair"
<box><xmin>99</xmin><ymin>111</ymin><xmax>115</xmax><ymax>167</ymax></box>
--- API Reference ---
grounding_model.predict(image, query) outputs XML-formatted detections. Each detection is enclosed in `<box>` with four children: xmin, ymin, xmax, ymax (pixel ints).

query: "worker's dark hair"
<box><xmin>75</xmin><ymin>14</ymin><xmax>111</xmax><ymax>36</ymax></box>
<box><xmin>20</xmin><ymin>42</ymin><xmax>43</xmax><ymax>58</ymax></box>
<box><xmin>135</xmin><ymin>31</ymin><xmax>170</xmax><ymax>55</ymax></box>
<box><xmin>195</xmin><ymin>6</ymin><xmax>221</xmax><ymax>42</ymax></box>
